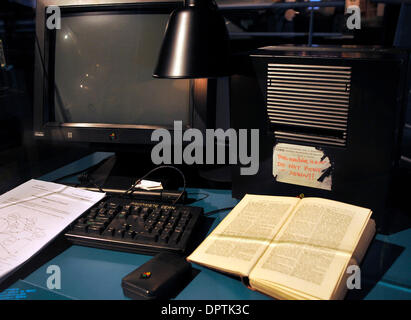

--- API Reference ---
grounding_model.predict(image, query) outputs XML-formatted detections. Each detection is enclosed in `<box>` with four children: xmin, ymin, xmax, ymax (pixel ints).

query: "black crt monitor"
<box><xmin>33</xmin><ymin>0</ymin><xmax>216</xmax><ymax>188</ymax></box>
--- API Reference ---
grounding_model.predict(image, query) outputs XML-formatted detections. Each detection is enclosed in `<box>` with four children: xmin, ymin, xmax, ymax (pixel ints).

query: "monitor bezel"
<box><xmin>33</xmin><ymin>0</ymin><xmax>212</xmax><ymax>146</ymax></box>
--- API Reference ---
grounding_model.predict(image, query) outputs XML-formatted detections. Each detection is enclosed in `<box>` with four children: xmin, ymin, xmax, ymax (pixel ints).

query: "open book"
<box><xmin>187</xmin><ymin>195</ymin><xmax>375</xmax><ymax>300</ymax></box>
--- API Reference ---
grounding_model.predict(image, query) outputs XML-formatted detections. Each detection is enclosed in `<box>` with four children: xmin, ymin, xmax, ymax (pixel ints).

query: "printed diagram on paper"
<box><xmin>0</xmin><ymin>213</ymin><xmax>46</xmax><ymax>265</ymax></box>
<box><xmin>0</xmin><ymin>179</ymin><xmax>105</xmax><ymax>280</ymax></box>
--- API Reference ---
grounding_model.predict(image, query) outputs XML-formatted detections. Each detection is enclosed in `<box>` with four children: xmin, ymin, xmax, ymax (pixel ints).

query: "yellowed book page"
<box><xmin>330</xmin><ymin>219</ymin><xmax>376</xmax><ymax>300</ymax></box>
<box><xmin>249</xmin><ymin>197</ymin><xmax>372</xmax><ymax>300</ymax></box>
<box><xmin>331</xmin><ymin>258</ymin><xmax>357</xmax><ymax>301</ymax></box>
<box><xmin>250</xmin><ymin>279</ymin><xmax>318</xmax><ymax>300</ymax></box>
<box><xmin>187</xmin><ymin>194</ymin><xmax>300</xmax><ymax>277</ymax></box>
<box><xmin>351</xmin><ymin>218</ymin><xmax>376</xmax><ymax>264</ymax></box>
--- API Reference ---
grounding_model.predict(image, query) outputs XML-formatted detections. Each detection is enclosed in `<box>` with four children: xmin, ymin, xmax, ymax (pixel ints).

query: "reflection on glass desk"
<box><xmin>2</xmin><ymin>152</ymin><xmax>411</xmax><ymax>300</ymax></box>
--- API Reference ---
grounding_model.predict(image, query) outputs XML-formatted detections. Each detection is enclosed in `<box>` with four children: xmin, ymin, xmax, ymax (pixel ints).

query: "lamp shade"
<box><xmin>153</xmin><ymin>0</ymin><xmax>230</xmax><ymax>79</ymax></box>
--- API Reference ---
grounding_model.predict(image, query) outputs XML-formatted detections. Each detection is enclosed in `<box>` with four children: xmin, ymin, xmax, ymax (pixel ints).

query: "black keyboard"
<box><xmin>65</xmin><ymin>196</ymin><xmax>203</xmax><ymax>255</ymax></box>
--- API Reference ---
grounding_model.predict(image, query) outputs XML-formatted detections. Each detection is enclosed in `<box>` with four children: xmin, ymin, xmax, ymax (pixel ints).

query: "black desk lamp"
<box><xmin>153</xmin><ymin>0</ymin><xmax>230</xmax><ymax>79</ymax></box>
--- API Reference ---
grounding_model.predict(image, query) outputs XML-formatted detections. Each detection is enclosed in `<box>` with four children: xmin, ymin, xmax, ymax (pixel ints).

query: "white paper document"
<box><xmin>134</xmin><ymin>179</ymin><xmax>163</xmax><ymax>191</ymax></box>
<box><xmin>0</xmin><ymin>179</ymin><xmax>105</xmax><ymax>282</ymax></box>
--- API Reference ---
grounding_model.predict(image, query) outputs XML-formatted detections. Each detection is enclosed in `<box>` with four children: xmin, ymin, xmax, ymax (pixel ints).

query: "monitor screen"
<box><xmin>53</xmin><ymin>11</ymin><xmax>191</xmax><ymax>128</ymax></box>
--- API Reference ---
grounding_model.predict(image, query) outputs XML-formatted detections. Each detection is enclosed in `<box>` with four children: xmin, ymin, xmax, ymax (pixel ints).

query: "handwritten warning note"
<box><xmin>273</xmin><ymin>143</ymin><xmax>332</xmax><ymax>191</ymax></box>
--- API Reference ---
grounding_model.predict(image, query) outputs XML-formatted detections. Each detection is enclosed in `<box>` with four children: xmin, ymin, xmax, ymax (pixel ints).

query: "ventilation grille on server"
<box><xmin>267</xmin><ymin>63</ymin><xmax>352</xmax><ymax>147</ymax></box>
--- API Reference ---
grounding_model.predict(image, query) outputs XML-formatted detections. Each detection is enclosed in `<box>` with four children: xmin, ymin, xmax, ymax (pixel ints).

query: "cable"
<box><xmin>77</xmin><ymin>172</ymin><xmax>105</xmax><ymax>193</ymax></box>
<box><xmin>123</xmin><ymin>165</ymin><xmax>186</xmax><ymax>204</ymax></box>
<box><xmin>204</xmin><ymin>207</ymin><xmax>234</xmax><ymax>217</ymax></box>
<box><xmin>187</xmin><ymin>192</ymin><xmax>210</xmax><ymax>203</ymax></box>
<box><xmin>52</xmin><ymin>157</ymin><xmax>110</xmax><ymax>183</ymax></box>
<box><xmin>124</xmin><ymin>165</ymin><xmax>186</xmax><ymax>203</ymax></box>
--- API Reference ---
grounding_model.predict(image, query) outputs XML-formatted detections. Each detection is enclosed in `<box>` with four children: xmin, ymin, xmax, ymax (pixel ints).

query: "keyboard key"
<box><xmin>73</xmin><ymin>224</ymin><xmax>87</xmax><ymax>233</ymax></box>
<box><xmin>118</xmin><ymin>211</ymin><xmax>128</xmax><ymax>219</ymax></box>
<box><xmin>107</xmin><ymin>209</ymin><xmax>116</xmax><ymax>217</ymax></box>
<box><xmin>169</xmin><ymin>231</ymin><xmax>182</xmax><ymax>244</ymax></box>
<box><xmin>103</xmin><ymin>227</ymin><xmax>115</xmax><ymax>236</ymax></box>
<box><xmin>159</xmin><ymin>233</ymin><xmax>169</xmax><ymax>243</ymax></box>
<box><xmin>171</xmin><ymin>211</ymin><xmax>181</xmax><ymax>218</ymax></box>
<box><xmin>166</xmin><ymin>221</ymin><xmax>176</xmax><ymax>229</ymax></box>
<box><xmin>87</xmin><ymin>213</ymin><xmax>97</xmax><ymax>219</ymax></box>
<box><xmin>134</xmin><ymin>216</ymin><xmax>145</xmax><ymax>226</ymax></box>
<box><xmin>152</xmin><ymin>226</ymin><xmax>162</xmax><ymax>235</ymax></box>
<box><xmin>152</xmin><ymin>208</ymin><xmax>162</xmax><ymax>215</ymax></box>
<box><xmin>139</xmin><ymin>232</ymin><xmax>158</xmax><ymax>242</ymax></box>
<box><xmin>137</xmin><ymin>213</ymin><xmax>148</xmax><ymax>221</ymax></box>
<box><xmin>125</xmin><ymin>230</ymin><xmax>135</xmax><ymax>239</ymax></box>
<box><xmin>89</xmin><ymin>226</ymin><xmax>103</xmax><ymax>235</ymax></box>
<box><xmin>131</xmin><ymin>206</ymin><xmax>141</xmax><ymax>214</ymax></box>
<box><xmin>177</xmin><ymin>220</ymin><xmax>187</xmax><ymax>228</ymax></box>
<box><xmin>148</xmin><ymin>213</ymin><xmax>159</xmax><ymax>221</ymax></box>
<box><xmin>65</xmin><ymin>196</ymin><xmax>202</xmax><ymax>255</ymax></box>
<box><xmin>168</xmin><ymin>215</ymin><xmax>178</xmax><ymax>223</ymax></box>
<box><xmin>78</xmin><ymin>218</ymin><xmax>87</xmax><ymax>224</ymax></box>
<box><xmin>159</xmin><ymin>215</ymin><xmax>168</xmax><ymax>222</ymax></box>
<box><xmin>95</xmin><ymin>216</ymin><xmax>110</xmax><ymax>223</ymax></box>
<box><xmin>144</xmin><ymin>225</ymin><xmax>153</xmax><ymax>232</ymax></box>
<box><xmin>107</xmin><ymin>202</ymin><xmax>120</xmax><ymax>210</ymax></box>
<box><xmin>92</xmin><ymin>221</ymin><xmax>108</xmax><ymax>228</ymax></box>
<box><xmin>181</xmin><ymin>211</ymin><xmax>191</xmax><ymax>219</ymax></box>
<box><xmin>115</xmin><ymin>229</ymin><xmax>125</xmax><ymax>238</ymax></box>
